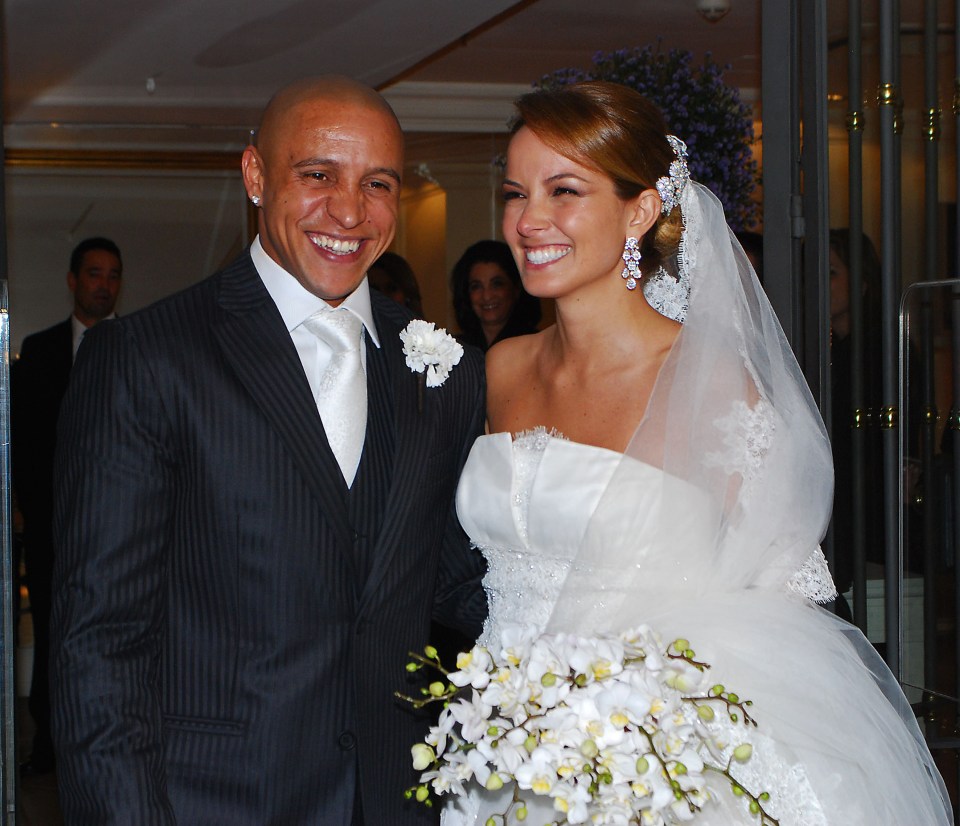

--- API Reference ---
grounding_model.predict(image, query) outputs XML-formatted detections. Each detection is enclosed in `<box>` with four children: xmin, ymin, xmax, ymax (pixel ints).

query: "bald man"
<box><xmin>51</xmin><ymin>77</ymin><xmax>486</xmax><ymax>825</ymax></box>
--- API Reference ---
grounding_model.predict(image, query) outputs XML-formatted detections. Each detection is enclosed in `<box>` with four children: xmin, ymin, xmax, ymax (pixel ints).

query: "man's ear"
<box><xmin>241</xmin><ymin>146</ymin><xmax>264</xmax><ymax>203</ymax></box>
<box><xmin>626</xmin><ymin>189</ymin><xmax>661</xmax><ymax>237</ymax></box>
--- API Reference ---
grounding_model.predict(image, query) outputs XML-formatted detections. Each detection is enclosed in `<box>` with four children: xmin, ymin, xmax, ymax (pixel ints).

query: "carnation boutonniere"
<box><xmin>400</xmin><ymin>320</ymin><xmax>464</xmax><ymax>411</ymax></box>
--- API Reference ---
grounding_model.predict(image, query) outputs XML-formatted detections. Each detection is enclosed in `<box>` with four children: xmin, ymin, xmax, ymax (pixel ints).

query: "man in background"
<box><xmin>11</xmin><ymin>236</ymin><xmax>123</xmax><ymax>775</ymax></box>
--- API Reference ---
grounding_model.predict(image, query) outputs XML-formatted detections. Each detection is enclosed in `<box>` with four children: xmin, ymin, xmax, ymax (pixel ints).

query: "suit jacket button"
<box><xmin>338</xmin><ymin>730</ymin><xmax>357</xmax><ymax>751</ymax></box>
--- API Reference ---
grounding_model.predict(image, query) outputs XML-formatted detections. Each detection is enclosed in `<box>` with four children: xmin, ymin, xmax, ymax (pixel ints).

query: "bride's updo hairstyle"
<box><xmin>510</xmin><ymin>81</ymin><xmax>683</xmax><ymax>279</ymax></box>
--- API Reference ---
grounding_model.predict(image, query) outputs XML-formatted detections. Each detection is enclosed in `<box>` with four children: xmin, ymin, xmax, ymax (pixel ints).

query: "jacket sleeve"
<box><xmin>432</xmin><ymin>346</ymin><xmax>488</xmax><ymax>640</ymax></box>
<box><xmin>51</xmin><ymin>320</ymin><xmax>177</xmax><ymax>825</ymax></box>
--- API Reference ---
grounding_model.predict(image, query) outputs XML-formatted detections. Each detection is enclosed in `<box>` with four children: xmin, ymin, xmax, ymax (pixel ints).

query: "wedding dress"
<box><xmin>443</xmin><ymin>428</ymin><xmax>950</xmax><ymax>825</ymax></box>
<box><xmin>438</xmin><ymin>182</ymin><xmax>951</xmax><ymax>825</ymax></box>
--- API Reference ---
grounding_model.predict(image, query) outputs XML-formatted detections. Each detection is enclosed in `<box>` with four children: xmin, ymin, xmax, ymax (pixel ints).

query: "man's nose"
<box><xmin>326</xmin><ymin>184</ymin><xmax>365</xmax><ymax>228</ymax></box>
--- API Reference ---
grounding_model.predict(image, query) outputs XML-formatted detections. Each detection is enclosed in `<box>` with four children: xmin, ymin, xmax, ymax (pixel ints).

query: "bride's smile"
<box><xmin>502</xmin><ymin>126</ymin><xmax>653</xmax><ymax>301</ymax></box>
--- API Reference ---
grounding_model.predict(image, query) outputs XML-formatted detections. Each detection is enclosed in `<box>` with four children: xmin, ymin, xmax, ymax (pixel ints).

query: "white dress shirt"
<box><xmin>250</xmin><ymin>235</ymin><xmax>381</xmax><ymax>408</ymax></box>
<box><xmin>72</xmin><ymin>313</ymin><xmax>116</xmax><ymax>360</ymax></box>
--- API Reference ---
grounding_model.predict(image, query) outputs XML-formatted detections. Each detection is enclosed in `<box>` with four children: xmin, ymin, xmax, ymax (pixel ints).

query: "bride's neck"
<box><xmin>551</xmin><ymin>288</ymin><xmax>668</xmax><ymax>365</ymax></box>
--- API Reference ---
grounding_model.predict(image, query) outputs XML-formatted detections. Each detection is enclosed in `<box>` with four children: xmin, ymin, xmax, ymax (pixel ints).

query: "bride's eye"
<box><xmin>502</xmin><ymin>190</ymin><xmax>524</xmax><ymax>202</ymax></box>
<box><xmin>552</xmin><ymin>185</ymin><xmax>580</xmax><ymax>197</ymax></box>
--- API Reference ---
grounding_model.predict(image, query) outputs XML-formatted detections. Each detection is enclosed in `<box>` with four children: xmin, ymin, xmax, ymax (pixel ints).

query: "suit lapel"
<box><xmin>211</xmin><ymin>254</ymin><xmax>357</xmax><ymax>575</ymax></box>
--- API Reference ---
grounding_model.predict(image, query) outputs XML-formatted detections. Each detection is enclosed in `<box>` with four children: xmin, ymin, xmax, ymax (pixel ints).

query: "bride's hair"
<box><xmin>510</xmin><ymin>81</ymin><xmax>684</xmax><ymax>279</ymax></box>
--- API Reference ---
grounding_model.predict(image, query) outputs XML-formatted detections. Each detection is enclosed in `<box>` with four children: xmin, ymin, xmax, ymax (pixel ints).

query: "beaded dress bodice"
<box><xmin>455</xmin><ymin>429</ymin><xmax>686</xmax><ymax>648</ymax></box>
<box><xmin>456</xmin><ymin>430</ymin><xmax>835</xmax><ymax>652</ymax></box>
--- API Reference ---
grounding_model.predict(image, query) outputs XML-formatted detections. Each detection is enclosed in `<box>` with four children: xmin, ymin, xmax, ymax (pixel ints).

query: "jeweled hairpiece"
<box><xmin>655</xmin><ymin>135</ymin><xmax>690</xmax><ymax>215</ymax></box>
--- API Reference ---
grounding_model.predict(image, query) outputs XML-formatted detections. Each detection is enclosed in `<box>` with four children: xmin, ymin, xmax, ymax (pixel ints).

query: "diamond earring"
<box><xmin>621</xmin><ymin>237</ymin><xmax>642</xmax><ymax>291</ymax></box>
<box><xmin>251</xmin><ymin>195</ymin><xmax>261</xmax><ymax>206</ymax></box>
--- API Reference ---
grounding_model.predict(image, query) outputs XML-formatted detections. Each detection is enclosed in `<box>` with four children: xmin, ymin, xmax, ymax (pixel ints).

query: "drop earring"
<box><xmin>621</xmin><ymin>237</ymin><xmax>641</xmax><ymax>291</ymax></box>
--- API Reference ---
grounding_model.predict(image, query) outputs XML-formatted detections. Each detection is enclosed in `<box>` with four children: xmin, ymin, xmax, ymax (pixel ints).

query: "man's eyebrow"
<box><xmin>292</xmin><ymin>157</ymin><xmax>401</xmax><ymax>184</ymax></box>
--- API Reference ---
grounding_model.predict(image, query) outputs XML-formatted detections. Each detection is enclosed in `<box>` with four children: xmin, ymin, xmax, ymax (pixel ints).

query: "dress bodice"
<box><xmin>456</xmin><ymin>429</ymin><xmax>835</xmax><ymax>648</ymax></box>
<box><xmin>456</xmin><ymin>429</ymin><xmax>717</xmax><ymax>645</ymax></box>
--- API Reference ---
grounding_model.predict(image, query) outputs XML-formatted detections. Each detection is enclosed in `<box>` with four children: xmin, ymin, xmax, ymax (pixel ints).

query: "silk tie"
<box><xmin>303</xmin><ymin>307</ymin><xmax>367</xmax><ymax>487</ymax></box>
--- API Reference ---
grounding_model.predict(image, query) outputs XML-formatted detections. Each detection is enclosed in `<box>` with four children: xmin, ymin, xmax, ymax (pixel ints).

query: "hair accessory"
<box><xmin>621</xmin><ymin>237</ymin><xmax>642</xmax><ymax>291</ymax></box>
<box><xmin>655</xmin><ymin>135</ymin><xmax>690</xmax><ymax>215</ymax></box>
<box><xmin>251</xmin><ymin>195</ymin><xmax>261</xmax><ymax>206</ymax></box>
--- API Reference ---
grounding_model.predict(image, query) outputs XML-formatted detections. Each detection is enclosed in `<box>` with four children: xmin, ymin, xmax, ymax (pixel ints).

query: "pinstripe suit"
<box><xmin>50</xmin><ymin>251</ymin><xmax>487</xmax><ymax>825</ymax></box>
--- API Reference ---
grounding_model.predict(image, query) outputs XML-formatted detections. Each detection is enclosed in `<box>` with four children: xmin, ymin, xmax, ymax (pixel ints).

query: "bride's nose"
<box><xmin>514</xmin><ymin>197</ymin><xmax>549</xmax><ymax>236</ymax></box>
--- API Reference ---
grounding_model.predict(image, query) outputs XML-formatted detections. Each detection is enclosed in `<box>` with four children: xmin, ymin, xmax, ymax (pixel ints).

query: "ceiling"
<box><xmin>2</xmin><ymin>0</ymin><xmax>950</xmax><ymax>169</ymax></box>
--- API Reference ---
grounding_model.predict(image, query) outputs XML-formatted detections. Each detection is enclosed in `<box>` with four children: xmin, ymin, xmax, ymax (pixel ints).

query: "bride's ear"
<box><xmin>626</xmin><ymin>189</ymin><xmax>661</xmax><ymax>237</ymax></box>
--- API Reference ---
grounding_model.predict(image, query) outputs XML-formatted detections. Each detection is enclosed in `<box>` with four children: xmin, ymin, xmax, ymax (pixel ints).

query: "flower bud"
<box><xmin>733</xmin><ymin>744</ymin><xmax>753</xmax><ymax>762</ymax></box>
<box><xmin>516</xmin><ymin>805</ymin><xmax>528</xmax><ymax>821</ymax></box>
<box><xmin>415</xmin><ymin>785</ymin><xmax>430</xmax><ymax>803</ymax></box>
<box><xmin>541</xmin><ymin>672</ymin><xmax>557</xmax><ymax>687</ymax></box>
<box><xmin>698</xmin><ymin>705</ymin><xmax>715</xmax><ymax>722</ymax></box>
<box><xmin>424</xmin><ymin>645</ymin><xmax>438</xmax><ymax>660</ymax></box>
<box><xmin>428</xmin><ymin>681</ymin><xmax>445</xmax><ymax>697</ymax></box>
<box><xmin>673</xmin><ymin>638</ymin><xmax>690</xmax><ymax>652</ymax></box>
<box><xmin>487</xmin><ymin>725</ymin><xmax>500</xmax><ymax>737</ymax></box>
<box><xmin>485</xmin><ymin>773</ymin><xmax>505</xmax><ymax>791</ymax></box>
<box><xmin>411</xmin><ymin>743</ymin><xmax>435</xmax><ymax>771</ymax></box>
<box><xmin>580</xmin><ymin>739</ymin><xmax>599</xmax><ymax>759</ymax></box>
<box><xmin>636</xmin><ymin>757</ymin><xmax>650</xmax><ymax>775</ymax></box>
<box><xmin>727</xmin><ymin>692</ymin><xmax>739</xmax><ymax>704</ymax></box>
<box><xmin>524</xmin><ymin>734</ymin><xmax>537</xmax><ymax>752</ymax></box>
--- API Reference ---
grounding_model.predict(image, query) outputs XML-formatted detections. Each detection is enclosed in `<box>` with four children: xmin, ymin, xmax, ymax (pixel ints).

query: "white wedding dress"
<box><xmin>441</xmin><ymin>428</ymin><xmax>952</xmax><ymax>826</ymax></box>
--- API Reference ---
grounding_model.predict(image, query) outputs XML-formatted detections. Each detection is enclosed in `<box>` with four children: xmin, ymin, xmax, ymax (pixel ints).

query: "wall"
<box><xmin>6</xmin><ymin>167</ymin><xmax>247</xmax><ymax>355</ymax></box>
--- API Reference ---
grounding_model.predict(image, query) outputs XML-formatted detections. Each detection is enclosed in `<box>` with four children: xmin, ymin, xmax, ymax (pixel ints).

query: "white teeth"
<box><xmin>526</xmin><ymin>245</ymin><xmax>570</xmax><ymax>265</ymax></box>
<box><xmin>310</xmin><ymin>234</ymin><xmax>360</xmax><ymax>255</ymax></box>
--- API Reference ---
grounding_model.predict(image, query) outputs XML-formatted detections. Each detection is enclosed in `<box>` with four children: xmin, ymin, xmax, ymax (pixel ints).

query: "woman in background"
<box><xmin>451</xmin><ymin>239</ymin><xmax>541</xmax><ymax>350</ymax></box>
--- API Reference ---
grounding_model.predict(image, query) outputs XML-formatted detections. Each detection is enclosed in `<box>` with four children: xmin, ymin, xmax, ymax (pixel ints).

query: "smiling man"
<box><xmin>51</xmin><ymin>76</ymin><xmax>486</xmax><ymax>826</ymax></box>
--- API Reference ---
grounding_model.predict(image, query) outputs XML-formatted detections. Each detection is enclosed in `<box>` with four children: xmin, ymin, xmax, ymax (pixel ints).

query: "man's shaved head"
<box><xmin>241</xmin><ymin>75</ymin><xmax>405</xmax><ymax>304</ymax></box>
<box><xmin>256</xmin><ymin>75</ymin><xmax>402</xmax><ymax>162</ymax></box>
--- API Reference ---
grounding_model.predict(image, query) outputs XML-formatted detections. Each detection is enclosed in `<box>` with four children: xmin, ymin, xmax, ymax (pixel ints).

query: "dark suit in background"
<box><xmin>10</xmin><ymin>318</ymin><xmax>73</xmax><ymax>770</ymax></box>
<box><xmin>51</xmin><ymin>252</ymin><xmax>486</xmax><ymax>824</ymax></box>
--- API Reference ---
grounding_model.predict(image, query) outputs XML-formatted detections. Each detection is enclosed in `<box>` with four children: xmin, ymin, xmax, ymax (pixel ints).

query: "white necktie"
<box><xmin>303</xmin><ymin>307</ymin><xmax>367</xmax><ymax>487</ymax></box>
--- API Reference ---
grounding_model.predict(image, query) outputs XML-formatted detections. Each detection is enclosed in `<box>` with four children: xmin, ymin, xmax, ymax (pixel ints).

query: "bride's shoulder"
<box><xmin>486</xmin><ymin>329</ymin><xmax>545</xmax><ymax>386</ymax></box>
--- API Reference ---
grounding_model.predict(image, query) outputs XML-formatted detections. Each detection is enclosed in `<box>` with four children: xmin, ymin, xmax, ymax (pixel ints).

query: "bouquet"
<box><xmin>399</xmin><ymin>624</ymin><xmax>778</xmax><ymax>825</ymax></box>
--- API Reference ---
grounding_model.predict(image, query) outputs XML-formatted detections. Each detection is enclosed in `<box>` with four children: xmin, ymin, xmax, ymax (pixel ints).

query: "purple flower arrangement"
<box><xmin>537</xmin><ymin>46</ymin><xmax>759</xmax><ymax>231</ymax></box>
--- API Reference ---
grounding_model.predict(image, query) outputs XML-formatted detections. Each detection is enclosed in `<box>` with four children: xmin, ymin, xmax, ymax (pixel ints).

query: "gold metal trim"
<box><xmin>877</xmin><ymin>82</ymin><xmax>898</xmax><ymax>107</ymax></box>
<box><xmin>924</xmin><ymin>108</ymin><xmax>942</xmax><ymax>141</ymax></box>
<box><xmin>879</xmin><ymin>406</ymin><xmax>898</xmax><ymax>429</ymax></box>
<box><xmin>5</xmin><ymin>148</ymin><xmax>241</xmax><ymax>171</ymax></box>
<box><xmin>852</xmin><ymin>408</ymin><xmax>865</xmax><ymax>428</ymax></box>
<box><xmin>846</xmin><ymin>110</ymin><xmax>864</xmax><ymax>132</ymax></box>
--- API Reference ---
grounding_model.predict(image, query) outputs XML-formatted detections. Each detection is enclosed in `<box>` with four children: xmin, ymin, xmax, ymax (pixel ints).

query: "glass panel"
<box><xmin>900</xmin><ymin>279</ymin><xmax>960</xmax><ymax>739</ymax></box>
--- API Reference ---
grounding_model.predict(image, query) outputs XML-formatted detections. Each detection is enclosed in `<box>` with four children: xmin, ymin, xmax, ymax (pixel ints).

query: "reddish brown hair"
<box><xmin>510</xmin><ymin>81</ymin><xmax>683</xmax><ymax>274</ymax></box>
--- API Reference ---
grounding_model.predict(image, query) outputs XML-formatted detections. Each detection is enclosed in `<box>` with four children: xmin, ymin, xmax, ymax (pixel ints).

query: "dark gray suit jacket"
<box><xmin>51</xmin><ymin>251</ymin><xmax>486</xmax><ymax>825</ymax></box>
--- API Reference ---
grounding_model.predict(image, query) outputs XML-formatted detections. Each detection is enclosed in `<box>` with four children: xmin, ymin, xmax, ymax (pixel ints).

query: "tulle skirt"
<box><xmin>440</xmin><ymin>589</ymin><xmax>952</xmax><ymax>826</ymax></box>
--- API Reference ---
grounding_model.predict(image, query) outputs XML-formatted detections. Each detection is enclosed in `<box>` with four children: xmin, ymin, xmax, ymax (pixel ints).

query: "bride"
<box><xmin>438</xmin><ymin>81</ymin><xmax>952</xmax><ymax>824</ymax></box>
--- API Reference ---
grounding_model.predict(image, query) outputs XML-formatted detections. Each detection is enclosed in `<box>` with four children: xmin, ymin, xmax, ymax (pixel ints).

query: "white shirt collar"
<box><xmin>71</xmin><ymin>312</ymin><xmax>116</xmax><ymax>358</ymax></box>
<box><xmin>250</xmin><ymin>235</ymin><xmax>380</xmax><ymax>348</ymax></box>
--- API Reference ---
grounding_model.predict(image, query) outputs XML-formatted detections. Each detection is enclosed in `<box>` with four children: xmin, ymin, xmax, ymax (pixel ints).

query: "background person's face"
<box><xmin>68</xmin><ymin>249</ymin><xmax>122</xmax><ymax>325</ymax></box>
<box><xmin>468</xmin><ymin>261</ymin><xmax>518</xmax><ymax>328</ymax></box>
<box><xmin>246</xmin><ymin>97</ymin><xmax>403</xmax><ymax>305</ymax></box>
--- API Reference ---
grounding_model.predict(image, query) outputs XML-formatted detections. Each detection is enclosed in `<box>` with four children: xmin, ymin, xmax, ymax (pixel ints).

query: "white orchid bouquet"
<box><xmin>399</xmin><ymin>624</ymin><xmax>778</xmax><ymax>826</ymax></box>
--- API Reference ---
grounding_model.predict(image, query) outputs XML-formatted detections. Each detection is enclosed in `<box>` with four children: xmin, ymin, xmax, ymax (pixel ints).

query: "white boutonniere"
<box><xmin>400</xmin><ymin>320</ymin><xmax>463</xmax><ymax>388</ymax></box>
